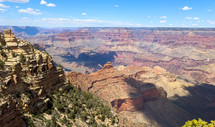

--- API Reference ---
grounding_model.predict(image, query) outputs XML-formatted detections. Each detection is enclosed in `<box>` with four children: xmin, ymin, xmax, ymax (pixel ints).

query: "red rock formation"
<box><xmin>23</xmin><ymin>27</ymin><xmax>215</xmax><ymax>84</ymax></box>
<box><xmin>66</xmin><ymin>62</ymin><xmax>192</xmax><ymax>126</ymax></box>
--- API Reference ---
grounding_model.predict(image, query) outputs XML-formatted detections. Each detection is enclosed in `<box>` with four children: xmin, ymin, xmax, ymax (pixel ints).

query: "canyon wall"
<box><xmin>0</xmin><ymin>30</ymin><xmax>65</xmax><ymax>127</ymax></box>
<box><xmin>66</xmin><ymin>62</ymin><xmax>215</xmax><ymax>127</ymax></box>
<box><xmin>20</xmin><ymin>27</ymin><xmax>215</xmax><ymax>85</ymax></box>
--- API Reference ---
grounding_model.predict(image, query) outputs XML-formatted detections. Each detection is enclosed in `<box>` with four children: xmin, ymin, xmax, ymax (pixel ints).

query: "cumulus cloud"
<box><xmin>185</xmin><ymin>17</ymin><xmax>192</xmax><ymax>20</ymax></box>
<box><xmin>160</xmin><ymin>20</ymin><xmax>166</xmax><ymax>23</ymax></box>
<box><xmin>184</xmin><ymin>17</ymin><xmax>199</xmax><ymax>20</ymax></box>
<box><xmin>114</xmin><ymin>5</ymin><xmax>119</xmax><ymax>7</ymax></box>
<box><xmin>73</xmin><ymin>19</ymin><xmax>97</xmax><ymax>22</ymax></box>
<box><xmin>18</xmin><ymin>8</ymin><xmax>42</xmax><ymax>15</ymax></box>
<box><xmin>0</xmin><ymin>3</ymin><xmax>9</xmax><ymax>8</ymax></box>
<box><xmin>0</xmin><ymin>8</ymin><xmax>6</xmax><ymax>12</ymax></box>
<box><xmin>21</xmin><ymin>17</ymin><xmax>31</xmax><ymax>20</ymax></box>
<box><xmin>0</xmin><ymin>0</ymin><xmax>29</xmax><ymax>3</ymax></box>
<box><xmin>160</xmin><ymin>16</ymin><xmax>167</xmax><ymax>18</ymax></box>
<box><xmin>193</xmin><ymin>17</ymin><xmax>199</xmax><ymax>20</ymax></box>
<box><xmin>15</xmin><ymin>6</ymin><xmax>19</xmax><ymax>8</ymax></box>
<box><xmin>207</xmin><ymin>20</ymin><xmax>215</xmax><ymax>25</ymax></box>
<box><xmin>182</xmin><ymin>6</ymin><xmax>192</xmax><ymax>10</ymax></box>
<box><xmin>81</xmin><ymin>13</ymin><xmax>87</xmax><ymax>15</ymax></box>
<box><xmin>40</xmin><ymin>0</ymin><xmax>56</xmax><ymax>7</ymax></box>
<box><xmin>42</xmin><ymin>18</ymin><xmax>70</xmax><ymax>21</ymax></box>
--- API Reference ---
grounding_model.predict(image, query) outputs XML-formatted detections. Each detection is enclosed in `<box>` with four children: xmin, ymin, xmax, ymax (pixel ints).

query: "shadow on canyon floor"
<box><xmin>62</xmin><ymin>51</ymin><xmax>117</xmax><ymax>68</ymax></box>
<box><xmin>124</xmin><ymin>77</ymin><xmax>215</xmax><ymax>127</ymax></box>
<box><xmin>171</xmin><ymin>83</ymin><xmax>215</xmax><ymax>121</ymax></box>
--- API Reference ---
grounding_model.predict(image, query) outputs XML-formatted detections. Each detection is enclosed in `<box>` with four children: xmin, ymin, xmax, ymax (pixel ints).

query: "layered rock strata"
<box><xmin>66</xmin><ymin>62</ymin><xmax>195</xmax><ymax>127</ymax></box>
<box><xmin>0</xmin><ymin>30</ymin><xmax>65</xmax><ymax>127</ymax></box>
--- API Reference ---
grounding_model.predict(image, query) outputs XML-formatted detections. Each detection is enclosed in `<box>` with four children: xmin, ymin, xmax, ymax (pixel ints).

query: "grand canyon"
<box><xmin>18</xmin><ymin>27</ymin><xmax>215</xmax><ymax>84</ymax></box>
<box><xmin>1</xmin><ymin>26</ymin><xmax>215</xmax><ymax>127</ymax></box>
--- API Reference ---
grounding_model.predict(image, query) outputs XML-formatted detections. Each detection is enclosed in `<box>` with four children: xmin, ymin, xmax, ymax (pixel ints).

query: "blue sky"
<box><xmin>0</xmin><ymin>0</ymin><xmax>215</xmax><ymax>27</ymax></box>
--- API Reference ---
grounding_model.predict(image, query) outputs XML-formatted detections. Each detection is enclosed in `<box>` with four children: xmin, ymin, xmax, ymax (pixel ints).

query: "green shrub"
<box><xmin>0</xmin><ymin>60</ymin><xmax>4</xmax><ymax>69</ymax></box>
<box><xmin>60</xmin><ymin>116</ymin><xmax>67</xmax><ymax>124</ymax></box>
<box><xmin>16</xmin><ymin>92</ymin><xmax>21</xmax><ymax>98</ymax></box>
<box><xmin>19</xmin><ymin>53</ymin><xmax>26</xmax><ymax>63</ymax></box>
<box><xmin>56</xmin><ymin>103</ymin><xmax>65</xmax><ymax>113</ymax></box>
<box><xmin>57</xmin><ymin>64</ymin><xmax>63</xmax><ymax>68</ymax></box>
<box><xmin>80</xmin><ymin>112</ymin><xmax>88</xmax><ymax>121</ymax></box>
<box><xmin>45</xmin><ymin>120</ymin><xmax>51</xmax><ymax>127</ymax></box>
<box><xmin>1</xmin><ymin>40</ymin><xmax>6</xmax><ymax>46</ymax></box>
<box><xmin>34</xmin><ymin>45</ymin><xmax>39</xmax><ymax>49</ymax></box>
<box><xmin>12</xmin><ymin>52</ymin><xmax>17</xmax><ymax>57</ymax></box>
<box><xmin>51</xmin><ymin>116</ymin><xmax>57</xmax><ymax>127</ymax></box>
<box><xmin>22</xmin><ymin>115</ymin><xmax>35</xmax><ymax>127</ymax></box>
<box><xmin>101</xmin><ymin>114</ymin><xmax>106</xmax><ymax>122</ymax></box>
<box><xmin>183</xmin><ymin>118</ymin><xmax>215</xmax><ymax>127</ymax></box>
<box><xmin>111</xmin><ymin>117</ymin><xmax>115</xmax><ymax>125</ymax></box>
<box><xmin>0</xmin><ymin>51</ymin><xmax>6</xmax><ymax>58</ymax></box>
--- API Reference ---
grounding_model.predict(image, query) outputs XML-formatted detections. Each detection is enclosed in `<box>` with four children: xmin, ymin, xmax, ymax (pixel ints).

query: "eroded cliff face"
<box><xmin>66</xmin><ymin>62</ymin><xmax>201</xmax><ymax>127</ymax></box>
<box><xmin>0</xmin><ymin>30</ymin><xmax>65</xmax><ymax>127</ymax></box>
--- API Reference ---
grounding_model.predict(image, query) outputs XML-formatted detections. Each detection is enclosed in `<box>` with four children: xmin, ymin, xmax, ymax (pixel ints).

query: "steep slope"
<box><xmin>67</xmin><ymin>62</ymin><xmax>207</xmax><ymax>127</ymax></box>
<box><xmin>0</xmin><ymin>30</ymin><xmax>120</xmax><ymax>127</ymax></box>
<box><xmin>0</xmin><ymin>30</ymin><xmax>65</xmax><ymax>127</ymax></box>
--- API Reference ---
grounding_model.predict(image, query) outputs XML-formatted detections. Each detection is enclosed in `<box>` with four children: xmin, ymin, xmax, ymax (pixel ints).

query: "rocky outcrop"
<box><xmin>0</xmin><ymin>30</ymin><xmax>65</xmax><ymax>127</ymax></box>
<box><xmin>0</xmin><ymin>96</ymin><xmax>25</xmax><ymax>127</ymax></box>
<box><xmin>66</xmin><ymin>62</ymin><xmax>194</xmax><ymax>127</ymax></box>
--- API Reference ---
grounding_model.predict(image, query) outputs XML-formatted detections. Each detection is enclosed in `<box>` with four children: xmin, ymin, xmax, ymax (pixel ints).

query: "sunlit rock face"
<box><xmin>0</xmin><ymin>30</ymin><xmax>65</xmax><ymax>127</ymax></box>
<box><xmin>67</xmin><ymin>62</ymin><xmax>206</xmax><ymax>126</ymax></box>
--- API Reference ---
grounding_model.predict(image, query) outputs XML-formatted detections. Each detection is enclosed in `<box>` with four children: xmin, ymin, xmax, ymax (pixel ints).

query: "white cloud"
<box><xmin>184</xmin><ymin>17</ymin><xmax>199</xmax><ymax>20</ymax></box>
<box><xmin>192</xmin><ymin>24</ymin><xmax>198</xmax><ymax>26</ymax></box>
<box><xmin>46</xmin><ymin>3</ymin><xmax>56</xmax><ymax>7</ymax></box>
<box><xmin>185</xmin><ymin>17</ymin><xmax>192</xmax><ymax>20</ymax></box>
<box><xmin>208</xmin><ymin>9</ymin><xmax>212</xmax><ymax>12</ymax></box>
<box><xmin>42</xmin><ymin>18</ymin><xmax>70</xmax><ymax>21</ymax></box>
<box><xmin>40</xmin><ymin>0</ymin><xmax>56</xmax><ymax>7</ymax></box>
<box><xmin>73</xmin><ymin>19</ymin><xmax>97</xmax><ymax>22</ymax></box>
<box><xmin>114</xmin><ymin>5</ymin><xmax>119</xmax><ymax>7</ymax></box>
<box><xmin>193</xmin><ymin>17</ymin><xmax>199</xmax><ymax>20</ymax></box>
<box><xmin>160</xmin><ymin>20</ymin><xmax>166</xmax><ymax>23</ymax></box>
<box><xmin>207</xmin><ymin>20</ymin><xmax>215</xmax><ymax>25</ymax></box>
<box><xmin>15</xmin><ymin>6</ymin><xmax>19</xmax><ymax>8</ymax></box>
<box><xmin>81</xmin><ymin>13</ymin><xmax>87</xmax><ymax>15</ymax></box>
<box><xmin>18</xmin><ymin>8</ymin><xmax>42</xmax><ymax>15</ymax></box>
<box><xmin>160</xmin><ymin>16</ymin><xmax>167</xmax><ymax>18</ymax></box>
<box><xmin>0</xmin><ymin>0</ymin><xmax>29</xmax><ymax>3</ymax></box>
<box><xmin>40</xmin><ymin>0</ymin><xmax>47</xmax><ymax>5</ymax></box>
<box><xmin>0</xmin><ymin>3</ymin><xmax>9</xmax><ymax>8</ymax></box>
<box><xmin>21</xmin><ymin>17</ymin><xmax>31</xmax><ymax>20</ymax></box>
<box><xmin>0</xmin><ymin>8</ymin><xmax>6</xmax><ymax>12</ymax></box>
<box><xmin>147</xmin><ymin>16</ymin><xmax>150</xmax><ymax>18</ymax></box>
<box><xmin>182</xmin><ymin>6</ymin><xmax>192</xmax><ymax>10</ymax></box>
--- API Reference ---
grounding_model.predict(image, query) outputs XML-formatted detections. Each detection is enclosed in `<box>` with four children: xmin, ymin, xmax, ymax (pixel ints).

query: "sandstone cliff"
<box><xmin>66</xmin><ymin>62</ymin><xmax>189</xmax><ymax>126</ymax></box>
<box><xmin>66</xmin><ymin>62</ymin><xmax>215</xmax><ymax>127</ymax></box>
<box><xmin>0</xmin><ymin>30</ymin><xmax>65</xmax><ymax>127</ymax></box>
